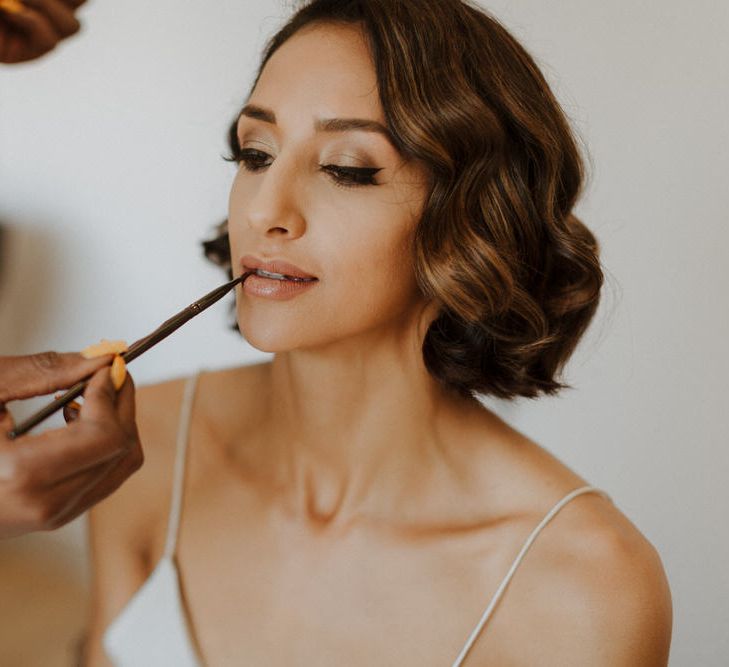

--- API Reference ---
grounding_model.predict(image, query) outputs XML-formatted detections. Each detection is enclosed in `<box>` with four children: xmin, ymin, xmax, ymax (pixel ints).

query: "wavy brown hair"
<box><xmin>204</xmin><ymin>0</ymin><xmax>603</xmax><ymax>401</ymax></box>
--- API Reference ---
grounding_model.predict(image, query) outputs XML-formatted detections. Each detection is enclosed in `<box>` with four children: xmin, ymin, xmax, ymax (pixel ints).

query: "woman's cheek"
<box><xmin>344</xmin><ymin>223</ymin><xmax>420</xmax><ymax>313</ymax></box>
<box><xmin>228</xmin><ymin>174</ymin><xmax>248</xmax><ymax>234</ymax></box>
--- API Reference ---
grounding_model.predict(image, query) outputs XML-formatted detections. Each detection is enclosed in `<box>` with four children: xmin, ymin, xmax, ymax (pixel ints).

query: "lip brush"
<box><xmin>7</xmin><ymin>272</ymin><xmax>252</xmax><ymax>440</ymax></box>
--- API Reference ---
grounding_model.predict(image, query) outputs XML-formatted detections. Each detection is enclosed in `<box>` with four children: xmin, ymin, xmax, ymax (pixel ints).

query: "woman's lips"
<box><xmin>239</xmin><ymin>255</ymin><xmax>319</xmax><ymax>300</ymax></box>
<box><xmin>239</xmin><ymin>254</ymin><xmax>317</xmax><ymax>280</ymax></box>
<box><xmin>242</xmin><ymin>272</ymin><xmax>318</xmax><ymax>300</ymax></box>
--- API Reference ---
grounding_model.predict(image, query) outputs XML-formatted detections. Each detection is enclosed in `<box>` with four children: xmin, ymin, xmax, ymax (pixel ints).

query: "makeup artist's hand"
<box><xmin>0</xmin><ymin>0</ymin><xmax>86</xmax><ymax>64</ymax></box>
<box><xmin>0</xmin><ymin>352</ymin><xmax>143</xmax><ymax>539</ymax></box>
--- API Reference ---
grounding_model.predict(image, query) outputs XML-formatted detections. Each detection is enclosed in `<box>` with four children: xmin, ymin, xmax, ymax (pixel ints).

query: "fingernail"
<box><xmin>110</xmin><ymin>355</ymin><xmax>127</xmax><ymax>391</ymax></box>
<box><xmin>63</xmin><ymin>401</ymin><xmax>81</xmax><ymax>423</ymax></box>
<box><xmin>80</xmin><ymin>339</ymin><xmax>128</xmax><ymax>359</ymax></box>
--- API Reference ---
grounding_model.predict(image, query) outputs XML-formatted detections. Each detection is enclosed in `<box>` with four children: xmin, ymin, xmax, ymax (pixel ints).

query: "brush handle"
<box><xmin>6</xmin><ymin>274</ymin><xmax>247</xmax><ymax>439</ymax></box>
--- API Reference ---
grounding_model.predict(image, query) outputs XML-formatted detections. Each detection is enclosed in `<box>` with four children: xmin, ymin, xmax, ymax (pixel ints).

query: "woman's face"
<box><xmin>228</xmin><ymin>21</ymin><xmax>431</xmax><ymax>353</ymax></box>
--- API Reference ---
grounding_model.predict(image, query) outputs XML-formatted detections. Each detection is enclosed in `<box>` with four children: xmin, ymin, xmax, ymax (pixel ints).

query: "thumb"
<box><xmin>78</xmin><ymin>364</ymin><xmax>118</xmax><ymax>426</ymax></box>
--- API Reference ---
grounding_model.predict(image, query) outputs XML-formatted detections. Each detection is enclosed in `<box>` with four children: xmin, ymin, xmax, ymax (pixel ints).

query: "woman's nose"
<box><xmin>244</xmin><ymin>159</ymin><xmax>306</xmax><ymax>239</ymax></box>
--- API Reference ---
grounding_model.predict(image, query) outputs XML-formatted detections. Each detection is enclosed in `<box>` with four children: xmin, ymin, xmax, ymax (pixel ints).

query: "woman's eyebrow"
<box><xmin>239</xmin><ymin>103</ymin><xmax>394</xmax><ymax>143</ymax></box>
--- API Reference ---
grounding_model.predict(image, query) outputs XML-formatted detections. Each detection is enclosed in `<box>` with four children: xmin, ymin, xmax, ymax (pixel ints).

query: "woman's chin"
<box><xmin>238</xmin><ymin>321</ymin><xmax>351</xmax><ymax>355</ymax></box>
<box><xmin>240</xmin><ymin>329</ymin><xmax>298</xmax><ymax>353</ymax></box>
<box><xmin>237</xmin><ymin>319</ymin><xmax>319</xmax><ymax>353</ymax></box>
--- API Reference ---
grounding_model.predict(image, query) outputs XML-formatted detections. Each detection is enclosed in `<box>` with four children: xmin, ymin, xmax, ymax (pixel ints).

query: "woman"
<box><xmin>84</xmin><ymin>1</ymin><xmax>672</xmax><ymax>664</ymax></box>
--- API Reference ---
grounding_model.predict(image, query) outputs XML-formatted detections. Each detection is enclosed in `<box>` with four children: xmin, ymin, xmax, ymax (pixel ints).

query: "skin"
<box><xmin>0</xmin><ymin>352</ymin><xmax>142</xmax><ymax>538</ymax></box>
<box><xmin>85</xmin><ymin>22</ymin><xmax>672</xmax><ymax>666</ymax></box>
<box><xmin>0</xmin><ymin>0</ymin><xmax>86</xmax><ymax>64</ymax></box>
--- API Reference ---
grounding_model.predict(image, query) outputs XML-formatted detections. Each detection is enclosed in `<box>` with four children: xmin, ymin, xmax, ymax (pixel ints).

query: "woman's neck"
<box><xmin>255</xmin><ymin>335</ymin><xmax>486</xmax><ymax>531</ymax></box>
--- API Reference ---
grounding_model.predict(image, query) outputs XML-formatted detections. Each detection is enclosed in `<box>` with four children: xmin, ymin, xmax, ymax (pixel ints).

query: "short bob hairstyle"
<box><xmin>204</xmin><ymin>0</ymin><xmax>603</xmax><ymax>401</ymax></box>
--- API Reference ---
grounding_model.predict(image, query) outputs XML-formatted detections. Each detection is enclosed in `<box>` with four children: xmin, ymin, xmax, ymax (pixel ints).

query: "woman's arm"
<box><xmin>83</xmin><ymin>490</ymin><xmax>150</xmax><ymax>666</ymax></box>
<box><xmin>82</xmin><ymin>380</ymin><xmax>185</xmax><ymax>666</ymax></box>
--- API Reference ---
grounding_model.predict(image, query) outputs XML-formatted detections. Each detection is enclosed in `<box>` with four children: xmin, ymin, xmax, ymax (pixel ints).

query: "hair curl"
<box><xmin>203</xmin><ymin>0</ymin><xmax>603</xmax><ymax>401</ymax></box>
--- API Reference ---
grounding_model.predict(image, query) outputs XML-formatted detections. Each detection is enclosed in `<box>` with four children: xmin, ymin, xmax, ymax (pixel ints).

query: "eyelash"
<box><xmin>230</xmin><ymin>147</ymin><xmax>382</xmax><ymax>189</ymax></box>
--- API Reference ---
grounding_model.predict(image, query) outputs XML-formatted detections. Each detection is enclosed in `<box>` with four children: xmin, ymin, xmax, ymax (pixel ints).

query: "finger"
<box><xmin>78</xmin><ymin>365</ymin><xmax>119</xmax><ymax>426</ymax></box>
<box><xmin>3</xmin><ymin>366</ymin><xmax>128</xmax><ymax>483</ymax></box>
<box><xmin>79</xmin><ymin>366</ymin><xmax>136</xmax><ymax>437</ymax></box>
<box><xmin>114</xmin><ymin>371</ymin><xmax>136</xmax><ymax>434</ymax></box>
<box><xmin>51</xmin><ymin>402</ymin><xmax>141</xmax><ymax>492</ymax></box>
<box><xmin>0</xmin><ymin>0</ymin><xmax>24</xmax><ymax>15</ymax></box>
<box><xmin>0</xmin><ymin>14</ymin><xmax>34</xmax><ymax>64</ymax></box>
<box><xmin>25</xmin><ymin>0</ymin><xmax>79</xmax><ymax>38</ymax></box>
<box><xmin>15</xmin><ymin>454</ymin><xmax>118</xmax><ymax>531</ymax></box>
<box><xmin>0</xmin><ymin>33</ymin><xmax>27</xmax><ymax>64</ymax></box>
<box><xmin>50</xmin><ymin>446</ymin><xmax>141</xmax><ymax>527</ymax></box>
<box><xmin>58</xmin><ymin>0</ymin><xmax>85</xmax><ymax>9</ymax></box>
<box><xmin>0</xmin><ymin>352</ymin><xmax>111</xmax><ymax>403</ymax></box>
<box><xmin>0</xmin><ymin>366</ymin><xmax>131</xmax><ymax>487</ymax></box>
<box><xmin>41</xmin><ymin>456</ymin><xmax>119</xmax><ymax>528</ymax></box>
<box><xmin>0</xmin><ymin>4</ymin><xmax>60</xmax><ymax>57</ymax></box>
<box><xmin>0</xmin><ymin>414</ymin><xmax>128</xmax><ymax>486</ymax></box>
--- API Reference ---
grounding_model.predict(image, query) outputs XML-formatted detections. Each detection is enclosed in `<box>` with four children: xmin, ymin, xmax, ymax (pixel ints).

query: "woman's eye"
<box><xmin>321</xmin><ymin>164</ymin><xmax>383</xmax><ymax>189</ymax></box>
<box><xmin>236</xmin><ymin>148</ymin><xmax>271</xmax><ymax>172</ymax></box>
<box><xmin>233</xmin><ymin>148</ymin><xmax>382</xmax><ymax>188</ymax></box>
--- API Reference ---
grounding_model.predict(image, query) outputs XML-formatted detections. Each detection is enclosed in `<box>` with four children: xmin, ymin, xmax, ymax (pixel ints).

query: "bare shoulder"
<box><xmin>532</xmin><ymin>494</ymin><xmax>673</xmax><ymax>665</ymax></box>
<box><xmin>486</xmin><ymin>483</ymin><xmax>673</xmax><ymax>666</ymax></box>
<box><xmin>454</xmin><ymin>417</ymin><xmax>672</xmax><ymax>665</ymax></box>
<box><xmin>89</xmin><ymin>375</ymin><xmax>189</xmax><ymax>561</ymax></box>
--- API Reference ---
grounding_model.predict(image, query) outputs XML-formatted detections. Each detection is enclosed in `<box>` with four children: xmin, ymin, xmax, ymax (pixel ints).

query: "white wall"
<box><xmin>1</xmin><ymin>1</ymin><xmax>727</xmax><ymax>664</ymax></box>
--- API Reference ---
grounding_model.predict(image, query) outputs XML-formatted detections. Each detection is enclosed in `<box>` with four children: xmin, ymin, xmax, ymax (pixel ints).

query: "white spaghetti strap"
<box><xmin>163</xmin><ymin>372</ymin><xmax>202</xmax><ymax>559</ymax></box>
<box><xmin>450</xmin><ymin>485</ymin><xmax>612</xmax><ymax>667</ymax></box>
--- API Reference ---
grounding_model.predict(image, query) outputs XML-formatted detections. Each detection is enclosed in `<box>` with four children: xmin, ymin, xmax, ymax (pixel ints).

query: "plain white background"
<box><xmin>1</xmin><ymin>1</ymin><xmax>727</xmax><ymax>664</ymax></box>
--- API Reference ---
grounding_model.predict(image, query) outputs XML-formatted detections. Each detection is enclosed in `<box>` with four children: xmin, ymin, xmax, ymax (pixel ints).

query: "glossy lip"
<box><xmin>239</xmin><ymin>254</ymin><xmax>318</xmax><ymax>281</ymax></box>
<box><xmin>242</xmin><ymin>273</ymin><xmax>318</xmax><ymax>300</ymax></box>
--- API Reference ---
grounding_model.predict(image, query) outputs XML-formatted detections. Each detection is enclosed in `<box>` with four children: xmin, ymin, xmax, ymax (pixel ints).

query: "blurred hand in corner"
<box><xmin>0</xmin><ymin>0</ymin><xmax>86</xmax><ymax>64</ymax></box>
